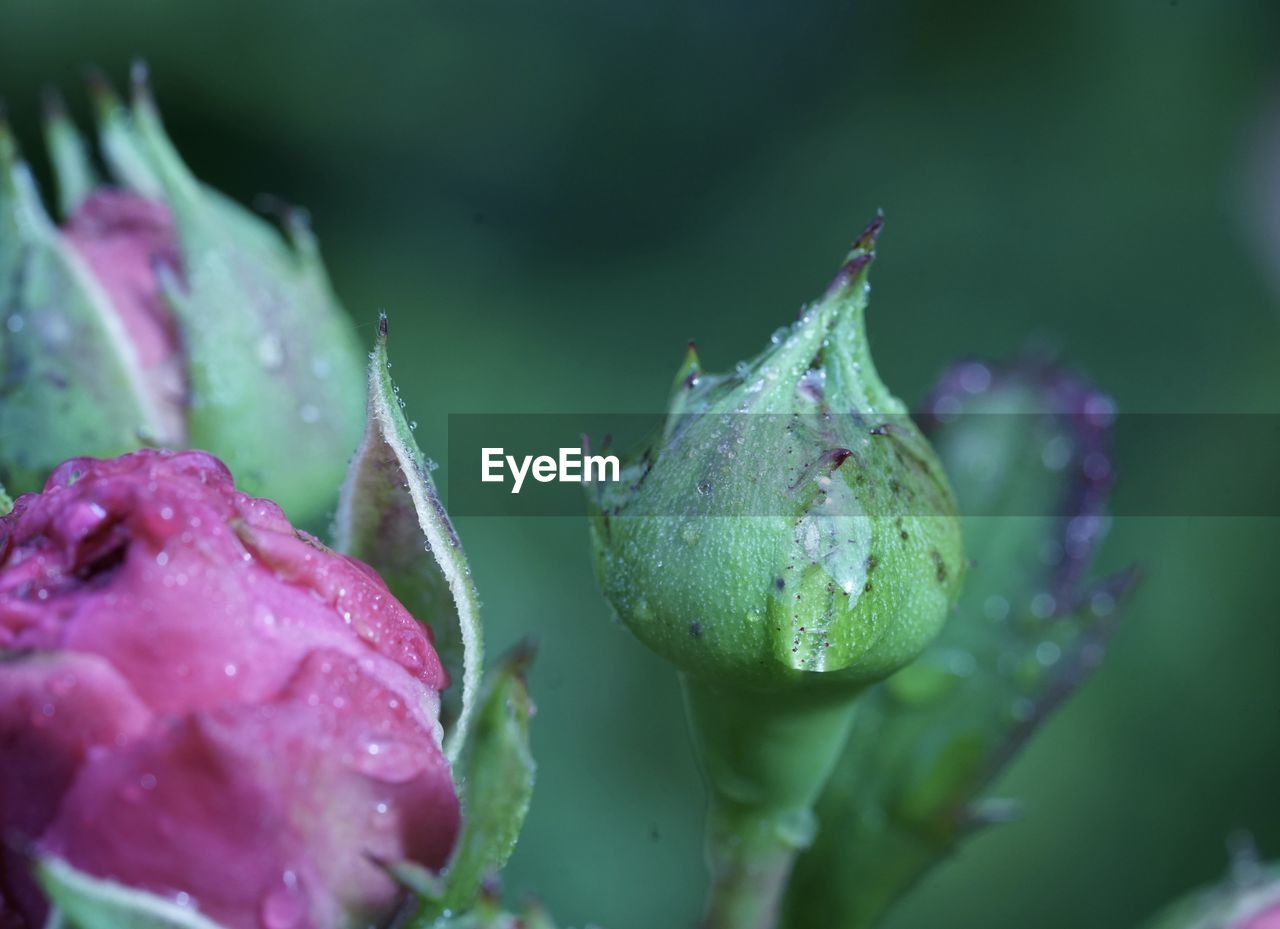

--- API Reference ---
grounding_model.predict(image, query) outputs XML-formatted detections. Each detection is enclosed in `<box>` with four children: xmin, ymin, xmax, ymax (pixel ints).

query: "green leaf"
<box><xmin>439</xmin><ymin>648</ymin><xmax>537</xmax><ymax>913</ymax></box>
<box><xmin>334</xmin><ymin>315</ymin><xmax>484</xmax><ymax>765</ymax></box>
<box><xmin>782</xmin><ymin>360</ymin><xmax>1138</xmax><ymax>929</ymax></box>
<box><xmin>36</xmin><ymin>856</ymin><xmax>229</xmax><ymax>929</ymax></box>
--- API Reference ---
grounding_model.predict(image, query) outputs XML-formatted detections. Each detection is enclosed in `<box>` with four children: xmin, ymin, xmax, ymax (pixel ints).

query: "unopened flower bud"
<box><xmin>0</xmin><ymin>67</ymin><xmax>366</xmax><ymax>525</ymax></box>
<box><xmin>590</xmin><ymin>216</ymin><xmax>964</xmax><ymax>694</ymax></box>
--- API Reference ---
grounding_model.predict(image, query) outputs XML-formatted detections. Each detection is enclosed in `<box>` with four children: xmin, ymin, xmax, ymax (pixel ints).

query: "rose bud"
<box><xmin>0</xmin><ymin>67</ymin><xmax>366</xmax><ymax>526</ymax></box>
<box><xmin>589</xmin><ymin>215</ymin><xmax>962</xmax><ymax>695</ymax></box>
<box><xmin>0</xmin><ymin>449</ymin><xmax>459</xmax><ymax>929</ymax></box>
<box><xmin>587</xmin><ymin>218</ymin><xmax>963</xmax><ymax>928</ymax></box>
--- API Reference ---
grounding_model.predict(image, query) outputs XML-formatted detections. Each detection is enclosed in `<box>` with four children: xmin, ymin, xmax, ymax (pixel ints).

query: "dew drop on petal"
<box><xmin>259</xmin><ymin>873</ymin><xmax>306</xmax><ymax>929</ymax></box>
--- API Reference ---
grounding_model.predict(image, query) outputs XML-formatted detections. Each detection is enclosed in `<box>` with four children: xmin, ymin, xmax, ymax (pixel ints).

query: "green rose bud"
<box><xmin>589</xmin><ymin>215</ymin><xmax>964</xmax><ymax>694</ymax></box>
<box><xmin>0</xmin><ymin>66</ymin><xmax>365</xmax><ymax>526</ymax></box>
<box><xmin>587</xmin><ymin>217</ymin><xmax>964</xmax><ymax>929</ymax></box>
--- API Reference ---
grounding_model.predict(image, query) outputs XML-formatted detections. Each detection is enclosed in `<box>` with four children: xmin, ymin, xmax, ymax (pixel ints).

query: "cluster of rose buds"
<box><xmin>0</xmin><ymin>63</ymin><xmax>1159</xmax><ymax>929</ymax></box>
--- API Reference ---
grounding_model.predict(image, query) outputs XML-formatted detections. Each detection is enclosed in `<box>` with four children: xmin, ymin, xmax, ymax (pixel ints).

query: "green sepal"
<box><xmin>36</xmin><ymin>856</ymin><xmax>229</xmax><ymax>929</ymax></box>
<box><xmin>407</xmin><ymin>894</ymin><xmax>570</xmax><ymax>929</ymax></box>
<box><xmin>782</xmin><ymin>361</ymin><xmax>1138</xmax><ymax>929</ymax></box>
<box><xmin>334</xmin><ymin>315</ymin><xmax>484</xmax><ymax>765</ymax></box>
<box><xmin>41</xmin><ymin>90</ymin><xmax>98</xmax><ymax>218</ymax></box>
<box><xmin>436</xmin><ymin>647</ymin><xmax>537</xmax><ymax>915</ymax></box>
<box><xmin>0</xmin><ymin>118</ymin><xmax>180</xmax><ymax>494</ymax></box>
<box><xmin>0</xmin><ymin>480</ymin><xmax>11</xmax><ymax>515</ymax></box>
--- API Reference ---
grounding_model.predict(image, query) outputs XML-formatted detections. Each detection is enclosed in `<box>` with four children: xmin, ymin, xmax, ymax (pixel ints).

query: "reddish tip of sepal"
<box><xmin>825</xmin><ymin>252</ymin><xmax>875</xmax><ymax>299</ymax></box>
<box><xmin>852</xmin><ymin>210</ymin><xmax>885</xmax><ymax>252</ymax></box>
<box><xmin>129</xmin><ymin>59</ymin><xmax>153</xmax><ymax>107</ymax></box>
<box><xmin>503</xmin><ymin>638</ymin><xmax>538</xmax><ymax>678</ymax></box>
<box><xmin>841</xmin><ymin>253</ymin><xmax>874</xmax><ymax>279</ymax></box>
<box><xmin>377</xmin><ymin>313</ymin><xmax>389</xmax><ymax>338</ymax></box>
<box><xmin>84</xmin><ymin>65</ymin><xmax>112</xmax><ymax>101</ymax></box>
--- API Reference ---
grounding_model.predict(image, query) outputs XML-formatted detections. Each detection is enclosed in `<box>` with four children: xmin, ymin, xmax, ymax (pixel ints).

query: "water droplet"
<box><xmin>1083</xmin><ymin>451</ymin><xmax>1110</xmax><ymax>481</ymax></box>
<box><xmin>958</xmin><ymin>362</ymin><xmax>992</xmax><ymax>394</ymax></box>
<box><xmin>257</xmin><ymin>334</ymin><xmax>285</xmax><ymax>371</ymax></box>
<box><xmin>696</xmin><ymin>480</ymin><xmax>712</xmax><ymax>496</ymax></box>
<box><xmin>299</xmin><ymin>404</ymin><xmax>321</xmax><ymax>424</ymax></box>
<box><xmin>155</xmin><ymin>551</ymin><xmax>170</xmax><ymax>567</ymax></box>
<box><xmin>6</xmin><ymin>314</ymin><xmax>24</xmax><ymax>333</ymax></box>
<box><xmin>259</xmin><ymin>874</ymin><xmax>305</xmax><ymax>929</ymax></box>
<box><xmin>1041</xmin><ymin>435</ymin><xmax>1071</xmax><ymax>471</ymax></box>
<box><xmin>947</xmin><ymin>650</ymin><xmax>977</xmax><ymax>677</ymax></box>
<box><xmin>1083</xmin><ymin>393</ymin><xmax>1116</xmax><ymax>426</ymax></box>
<box><xmin>224</xmin><ymin>663</ymin><xmax>238</xmax><ymax>677</ymax></box>
<box><xmin>1035</xmin><ymin>641</ymin><xmax>1061</xmax><ymax>666</ymax></box>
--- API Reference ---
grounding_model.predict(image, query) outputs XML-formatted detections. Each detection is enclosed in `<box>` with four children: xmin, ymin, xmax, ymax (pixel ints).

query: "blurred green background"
<box><xmin>2</xmin><ymin>2</ymin><xmax>1278</xmax><ymax>927</ymax></box>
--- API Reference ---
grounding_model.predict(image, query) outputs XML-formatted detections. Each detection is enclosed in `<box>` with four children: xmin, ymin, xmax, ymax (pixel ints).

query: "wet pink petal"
<box><xmin>0</xmin><ymin>652</ymin><xmax>152</xmax><ymax>925</ymax></box>
<box><xmin>0</xmin><ymin>450</ymin><xmax>459</xmax><ymax>928</ymax></box>
<box><xmin>45</xmin><ymin>650</ymin><xmax>458</xmax><ymax>929</ymax></box>
<box><xmin>62</xmin><ymin>191</ymin><xmax>187</xmax><ymax>442</ymax></box>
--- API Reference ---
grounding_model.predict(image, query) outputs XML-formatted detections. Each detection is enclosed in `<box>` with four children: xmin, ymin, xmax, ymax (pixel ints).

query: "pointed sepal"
<box><xmin>335</xmin><ymin>316</ymin><xmax>484</xmax><ymax>764</ymax></box>
<box><xmin>87</xmin><ymin>67</ymin><xmax>163</xmax><ymax>198</ymax></box>
<box><xmin>41</xmin><ymin>88</ymin><xmax>99</xmax><ymax>217</ymax></box>
<box><xmin>436</xmin><ymin>646</ymin><xmax>537</xmax><ymax>914</ymax></box>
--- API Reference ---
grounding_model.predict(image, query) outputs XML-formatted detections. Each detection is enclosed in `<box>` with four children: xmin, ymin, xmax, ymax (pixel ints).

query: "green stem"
<box><xmin>682</xmin><ymin>675</ymin><xmax>860</xmax><ymax>929</ymax></box>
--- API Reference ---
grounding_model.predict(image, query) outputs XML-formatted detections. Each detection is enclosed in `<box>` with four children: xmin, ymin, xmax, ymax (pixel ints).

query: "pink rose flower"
<box><xmin>0</xmin><ymin>450</ymin><xmax>460</xmax><ymax>929</ymax></box>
